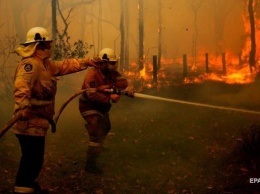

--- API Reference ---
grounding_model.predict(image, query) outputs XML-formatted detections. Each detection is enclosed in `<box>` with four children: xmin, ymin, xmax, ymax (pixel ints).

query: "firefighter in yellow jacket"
<box><xmin>79</xmin><ymin>48</ymin><xmax>133</xmax><ymax>174</ymax></box>
<box><xmin>12</xmin><ymin>27</ymin><xmax>97</xmax><ymax>194</ymax></box>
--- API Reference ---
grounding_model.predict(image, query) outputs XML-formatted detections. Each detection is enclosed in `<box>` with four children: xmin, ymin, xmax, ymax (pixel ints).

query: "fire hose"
<box><xmin>0</xmin><ymin>112</ymin><xmax>22</xmax><ymax>138</ymax></box>
<box><xmin>0</xmin><ymin>112</ymin><xmax>56</xmax><ymax>139</ymax></box>
<box><xmin>3</xmin><ymin>87</ymin><xmax>260</xmax><ymax>139</ymax></box>
<box><xmin>54</xmin><ymin>86</ymin><xmax>260</xmax><ymax>126</ymax></box>
<box><xmin>53</xmin><ymin>87</ymin><xmax>134</xmax><ymax>124</ymax></box>
<box><xmin>54</xmin><ymin>88</ymin><xmax>98</xmax><ymax>123</ymax></box>
<box><xmin>0</xmin><ymin>88</ymin><xmax>99</xmax><ymax>139</ymax></box>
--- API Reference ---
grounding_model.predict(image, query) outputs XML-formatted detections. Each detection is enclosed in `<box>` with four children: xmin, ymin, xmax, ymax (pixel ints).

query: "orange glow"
<box><xmin>124</xmin><ymin>52</ymin><xmax>259</xmax><ymax>90</ymax></box>
<box><xmin>123</xmin><ymin>4</ymin><xmax>260</xmax><ymax>90</ymax></box>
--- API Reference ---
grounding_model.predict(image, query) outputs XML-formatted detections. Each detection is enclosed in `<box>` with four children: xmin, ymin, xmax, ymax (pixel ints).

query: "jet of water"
<box><xmin>134</xmin><ymin>93</ymin><xmax>260</xmax><ymax>115</ymax></box>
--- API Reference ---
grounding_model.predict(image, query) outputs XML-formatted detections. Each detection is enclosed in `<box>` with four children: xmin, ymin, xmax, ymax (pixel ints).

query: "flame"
<box><xmin>124</xmin><ymin>52</ymin><xmax>258</xmax><ymax>90</ymax></box>
<box><xmin>123</xmin><ymin>3</ymin><xmax>260</xmax><ymax>90</ymax></box>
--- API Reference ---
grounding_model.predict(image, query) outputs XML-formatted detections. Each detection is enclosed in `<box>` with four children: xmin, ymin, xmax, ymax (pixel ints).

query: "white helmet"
<box><xmin>99</xmin><ymin>48</ymin><xmax>117</xmax><ymax>62</ymax></box>
<box><xmin>21</xmin><ymin>27</ymin><xmax>52</xmax><ymax>45</ymax></box>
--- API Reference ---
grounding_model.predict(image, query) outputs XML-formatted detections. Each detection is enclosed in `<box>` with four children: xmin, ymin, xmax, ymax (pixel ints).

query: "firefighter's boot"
<box><xmin>85</xmin><ymin>159</ymin><xmax>103</xmax><ymax>175</ymax></box>
<box><xmin>85</xmin><ymin>143</ymin><xmax>103</xmax><ymax>174</ymax></box>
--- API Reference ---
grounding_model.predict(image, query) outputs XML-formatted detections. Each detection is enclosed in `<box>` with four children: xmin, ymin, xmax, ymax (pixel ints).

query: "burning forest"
<box><xmin>1</xmin><ymin>0</ymin><xmax>260</xmax><ymax>193</ymax></box>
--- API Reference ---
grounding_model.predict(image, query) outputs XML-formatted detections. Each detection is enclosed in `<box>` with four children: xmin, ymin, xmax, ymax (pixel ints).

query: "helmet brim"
<box><xmin>20</xmin><ymin>40</ymin><xmax>53</xmax><ymax>45</ymax></box>
<box><xmin>109</xmin><ymin>59</ymin><xmax>118</xmax><ymax>62</ymax></box>
<box><xmin>101</xmin><ymin>59</ymin><xmax>117</xmax><ymax>62</ymax></box>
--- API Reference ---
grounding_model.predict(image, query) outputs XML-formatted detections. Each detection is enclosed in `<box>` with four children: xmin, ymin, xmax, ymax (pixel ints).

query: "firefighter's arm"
<box><xmin>50</xmin><ymin>58</ymin><xmax>100</xmax><ymax>76</ymax></box>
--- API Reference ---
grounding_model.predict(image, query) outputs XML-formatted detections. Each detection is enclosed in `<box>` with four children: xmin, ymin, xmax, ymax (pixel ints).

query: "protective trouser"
<box><xmin>14</xmin><ymin>134</ymin><xmax>45</xmax><ymax>194</ymax></box>
<box><xmin>84</xmin><ymin>113</ymin><xmax>111</xmax><ymax>161</ymax></box>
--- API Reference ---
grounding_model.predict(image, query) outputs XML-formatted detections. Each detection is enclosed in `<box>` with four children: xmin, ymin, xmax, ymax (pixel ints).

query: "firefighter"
<box><xmin>78</xmin><ymin>48</ymin><xmax>133</xmax><ymax>174</ymax></box>
<box><xmin>12</xmin><ymin>27</ymin><xmax>98</xmax><ymax>194</ymax></box>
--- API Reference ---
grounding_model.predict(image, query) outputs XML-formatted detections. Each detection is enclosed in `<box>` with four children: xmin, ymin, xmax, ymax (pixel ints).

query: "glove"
<box><xmin>125</xmin><ymin>86</ymin><xmax>135</xmax><ymax>98</ymax></box>
<box><xmin>110</xmin><ymin>94</ymin><xmax>120</xmax><ymax>103</ymax></box>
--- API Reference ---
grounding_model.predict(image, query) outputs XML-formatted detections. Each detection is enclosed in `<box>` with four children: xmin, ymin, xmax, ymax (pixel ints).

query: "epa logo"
<box><xmin>250</xmin><ymin>178</ymin><xmax>260</xmax><ymax>183</ymax></box>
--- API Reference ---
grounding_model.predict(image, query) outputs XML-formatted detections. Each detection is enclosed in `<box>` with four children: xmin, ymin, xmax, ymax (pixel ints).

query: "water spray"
<box><xmin>105</xmin><ymin>87</ymin><xmax>260</xmax><ymax>115</ymax></box>
<box><xmin>133</xmin><ymin>92</ymin><xmax>260</xmax><ymax>115</ymax></box>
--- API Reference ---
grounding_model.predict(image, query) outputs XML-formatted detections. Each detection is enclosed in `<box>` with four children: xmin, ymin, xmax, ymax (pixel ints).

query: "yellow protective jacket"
<box><xmin>13</xmin><ymin>50</ymin><xmax>92</xmax><ymax>136</ymax></box>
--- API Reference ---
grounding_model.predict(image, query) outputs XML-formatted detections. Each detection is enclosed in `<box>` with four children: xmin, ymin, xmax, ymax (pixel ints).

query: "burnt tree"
<box><xmin>52</xmin><ymin>0</ymin><xmax>57</xmax><ymax>44</ymax></box>
<box><xmin>124</xmin><ymin>0</ymin><xmax>130</xmax><ymax>70</ymax></box>
<box><xmin>138</xmin><ymin>0</ymin><xmax>144</xmax><ymax>70</ymax></box>
<box><xmin>208</xmin><ymin>0</ymin><xmax>237</xmax><ymax>54</ymax></box>
<box><xmin>120</xmin><ymin>0</ymin><xmax>130</xmax><ymax>71</ymax></box>
<box><xmin>248</xmin><ymin>0</ymin><xmax>256</xmax><ymax>72</ymax></box>
<box><xmin>120</xmin><ymin>0</ymin><xmax>125</xmax><ymax>71</ymax></box>
<box><xmin>157</xmin><ymin>0</ymin><xmax>162</xmax><ymax>70</ymax></box>
<box><xmin>186</xmin><ymin>0</ymin><xmax>203</xmax><ymax>68</ymax></box>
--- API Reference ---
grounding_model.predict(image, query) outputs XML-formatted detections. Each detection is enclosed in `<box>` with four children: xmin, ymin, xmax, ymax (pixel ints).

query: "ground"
<box><xmin>1</xmin><ymin>78</ymin><xmax>260</xmax><ymax>194</ymax></box>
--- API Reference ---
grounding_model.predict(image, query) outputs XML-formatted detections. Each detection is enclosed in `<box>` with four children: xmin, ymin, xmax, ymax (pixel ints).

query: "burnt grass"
<box><xmin>1</xmin><ymin>76</ymin><xmax>260</xmax><ymax>194</ymax></box>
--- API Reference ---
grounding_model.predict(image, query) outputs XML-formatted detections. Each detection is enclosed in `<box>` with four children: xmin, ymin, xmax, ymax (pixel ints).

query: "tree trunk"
<box><xmin>52</xmin><ymin>0</ymin><xmax>57</xmax><ymax>42</ymax></box>
<box><xmin>157</xmin><ymin>0</ymin><xmax>162</xmax><ymax>70</ymax></box>
<box><xmin>119</xmin><ymin>0</ymin><xmax>130</xmax><ymax>71</ymax></box>
<box><xmin>125</xmin><ymin>0</ymin><xmax>130</xmax><ymax>70</ymax></box>
<box><xmin>138</xmin><ymin>0</ymin><xmax>144</xmax><ymax>70</ymax></box>
<box><xmin>120</xmin><ymin>0</ymin><xmax>125</xmax><ymax>71</ymax></box>
<box><xmin>248</xmin><ymin>0</ymin><xmax>256</xmax><ymax>72</ymax></box>
<box><xmin>190</xmin><ymin>0</ymin><xmax>203</xmax><ymax>68</ymax></box>
<box><xmin>209</xmin><ymin>0</ymin><xmax>236</xmax><ymax>54</ymax></box>
<box><xmin>98</xmin><ymin>0</ymin><xmax>102</xmax><ymax>51</ymax></box>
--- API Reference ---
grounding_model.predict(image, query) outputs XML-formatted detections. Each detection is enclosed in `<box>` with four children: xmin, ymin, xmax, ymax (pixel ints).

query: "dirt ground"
<box><xmin>1</xmin><ymin>78</ymin><xmax>260</xmax><ymax>194</ymax></box>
